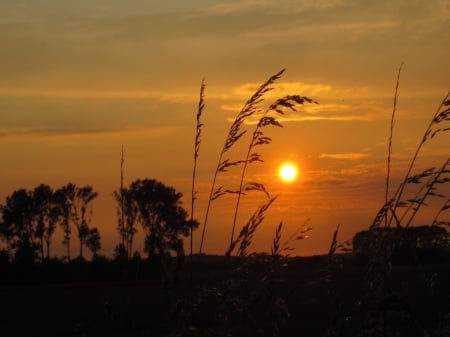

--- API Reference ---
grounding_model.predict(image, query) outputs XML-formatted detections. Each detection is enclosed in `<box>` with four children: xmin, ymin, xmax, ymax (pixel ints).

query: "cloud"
<box><xmin>220</xmin><ymin>103</ymin><xmax>244</xmax><ymax>112</ymax></box>
<box><xmin>278</xmin><ymin>113</ymin><xmax>372</xmax><ymax>122</ymax></box>
<box><xmin>233</xmin><ymin>81</ymin><xmax>333</xmax><ymax>98</ymax></box>
<box><xmin>1</xmin><ymin>0</ymin><xmax>447</xmax><ymax>100</ymax></box>
<box><xmin>206</xmin><ymin>0</ymin><xmax>272</xmax><ymax>14</ymax></box>
<box><xmin>219</xmin><ymin>81</ymin><xmax>331</xmax><ymax>114</ymax></box>
<box><xmin>1</xmin><ymin>0</ymin><xmax>404</xmax><ymax>47</ymax></box>
<box><xmin>0</xmin><ymin>125</ymin><xmax>178</xmax><ymax>139</ymax></box>
<box><xmin>2</xmin><ymin>0</ymin><xmax>448</xmax><ymax>48</ymax></box>
<box><xmin>0</xmin><ymin>87</ymin><xmax>198</xmax><ymax>103</ymax></box>
<box><xmin>229</xmin><ymin>80</ymin><xmax>396</xmax><ymax>103</ymax></box>
<box><xmin>199</xmin><ymin>0</ymin><xmax>449</xmax><ymax>43</ymax></box>
<box><xmin>319</xmin><ymin>153</ymin><xmax>370</xmax><ymax>160</ymax></box>
<box><xmin>221</xmin><ymin>101</ymin><xmax>375</xmax><ymax>124</ymax></box>
<box><xmin>219</xmin><ymin>78</ymin><xmax>428</xmax><ymax>125</ymax></box>
<box><xmin>206</xmin><ymin>0</ymin><xmax>346</xmax><ymax>15</ymax></box>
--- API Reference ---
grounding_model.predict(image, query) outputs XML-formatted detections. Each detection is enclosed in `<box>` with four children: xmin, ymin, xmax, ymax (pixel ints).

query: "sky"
<box><xmin>1</xmin><ymin>0</ymin><xmax>449</xmax><ymax>258</ymax></box>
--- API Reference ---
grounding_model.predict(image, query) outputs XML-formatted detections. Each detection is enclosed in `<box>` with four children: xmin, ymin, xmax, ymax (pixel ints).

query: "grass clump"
<box><xmin>171</xmin><ymin>69</ymin><xmax>318</xmax><ymax>337</ymax></box>
<box><xmin>182</xmin><ymin>67</ymin><xmax>449</xmax><ymax>337</ymax></box>
<box><xmin>198</xmin><ymin>69</ymin><xmax>317</xmax><ymax>254</ymax></box>
<box><xmin>345</xmin><ymin>67</ymin><xmax>450</xmax><ymax>337</ymax></box>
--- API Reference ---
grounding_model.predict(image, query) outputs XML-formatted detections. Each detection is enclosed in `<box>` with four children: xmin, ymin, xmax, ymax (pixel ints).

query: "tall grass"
<box><xmin>120</xmin><ymin>145</ymin><xmax>126</xmax><ymax>251</ymax></box>
<box><xmin>191</xmin><ymin>79</ymin><xmax>205</xmax><ymax>263</ymax></box>
<box><xmin>173</xmin><ymin>69</ymin><xmax>449</xmax><ymax>337</ymax></box>
<box><xmin>372</xmin><ymin>89</ymin><xmax>450</xmax><ymax>229</ymax></box>
<box><xmin>198</xmin><ymin>69</ymin><xmax>284</xmax><ymax>254</ymax></box>
<box><xmin>350</xmin><ymin>71</ymin><xmax>450</xmax><ymax>337</ymax></box>
<box><xmin>228</xmin><ymin>92</ymin><xmax>317</xmax><ymax>249</ymax></box>
<box><xmin>197</xmin><ymin>69</ymin><xmax>317</xmax><ymax>254</ymax></box>
<box><xmin>172</xmin><ymin>69</ymin><xmax>319</xmax><ymax>337</ymax></box>
<box><xmin>226</xmin><ymin>195</ymin><xmax>279</xmax><ymax>257</ymax></box>
<box><xmin>385</xmin><ymin>63</ymin><xmax>403</xmax><ymax>227</ymax></box>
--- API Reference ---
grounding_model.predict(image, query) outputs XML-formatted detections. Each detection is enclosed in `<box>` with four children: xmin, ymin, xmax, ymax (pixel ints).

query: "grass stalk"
<box><xmin>226</xmin><ymin>194</ymin><xmax>278</xmax><ymax>257</ymax></box>
<box><xmin>228</xmin><ymin>93</ymin><xmax>317</xmax><ymax>250</ymax></box>
<box><xmin>327</xmin><ymin>224</ymin><xmax>340</xmax><ymax>257</ymax></box>
<box><xmin>199</xmin><ymin>69</ymin><xmax>285</xmax><ymax>254</ymax></box>
<box><xmin>191</xmin><ymin>79</ymin><xmax>205</xmax><ymax>260</ymax></box>
<box><xmin>385</xmin><ymin>63</ymin><xmax>403</xmax><ymax>227</ymax></box>
<box><xmin>431</xmin><ymin>198</ymin><xmax>450</xmax><ymax>226</ymax></box>
<box><xmin>402</xmin><ymin>157</ymin><xmax>450</xmax><ymax>227</ymax></box>
<box><xmin>372</xmin><ymin>89</ymin><xmax>450</xmax><ymax>229</ymax></box>
<box><xmin>277</xmin><ymin>218</ymin><xmax>312</xmax><ymax>254</ymax></box>
<box><xmin>389</xmin><ymin>90</ymin><xmax>450</xmax><ymax>223</ymax></box>
<box><xmin>120</xmin><ymin>145</ymin><xmax>126</xmax><ymax>255</ymax></box>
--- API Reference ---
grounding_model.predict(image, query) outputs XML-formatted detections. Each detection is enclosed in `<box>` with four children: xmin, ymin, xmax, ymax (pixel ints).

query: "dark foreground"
<box><xmin>0</xmin><ymin>254</ymin><xmax>448</xmax><ymax>337</ymax></box>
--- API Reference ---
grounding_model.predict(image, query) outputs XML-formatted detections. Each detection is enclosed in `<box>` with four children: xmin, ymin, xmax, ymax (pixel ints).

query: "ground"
<box><xmin>0</xmin><ymin>254</ymin><xmax>448</xmax><ymax>337</ymax></box>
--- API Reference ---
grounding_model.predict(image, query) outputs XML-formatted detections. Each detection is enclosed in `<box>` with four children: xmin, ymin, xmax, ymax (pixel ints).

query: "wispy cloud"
<box><xmin>200</xmin><ymin>0</ymin><xmax>449</xmax><ymax>43</ymax></box>
<box><xmin>219</xmin><ymin>77</ymin><xmax>433</xmax><ymax>125</ymax></box>
<box><xmin>233</xmin><ymin>81</ymin><xmax>333</xmax><ymax>98</ymax></box>
<box><xmin>206</xmin><ymin>0</ymin><xmax>272</xmax><ymax>14</ymax></box>
<box><xmin>207</xmin><ymin>0</ymin><xmax>346</xmax><ymax>15</ymax></box>
<box><xmin>278</xmin><ymin>114</ymin><xmax>372</xmax><ymax>122</ymax></box>
<box><xmin>220</xmin><ymin>81</ymin><xmax>333</xmax><ymax>114</ymax></box>
<box><xmin>229</xmin><ymin>80</ymin><xmax>410</xmax><ymax>102</ymax></box>
<box><xmin>0</xmin><ymin>125</ymin><xmax>178</xmax><ymax>139</ymax></box>
<box><xmin>242</xmin><ymin>20</ymin><xmax>398</xmax><ymax>40</ymax></box>
<box><xmin>222</xmin><ymin>101</ymin><xmax>375</xmax><ymax>124</ymax></box>
<box><xmin>0</xmin><ymin>88</ymin><xmax>198</xmax><ymax>103</ymax></box>
<box><xmin>319</xmin><ymin>152</ymin><xmax>370</xmax><ymax>160</ymax></box>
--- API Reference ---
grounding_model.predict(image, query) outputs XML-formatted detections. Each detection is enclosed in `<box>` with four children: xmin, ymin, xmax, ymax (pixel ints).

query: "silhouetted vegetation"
<box><xmin>0</xmin><ymin>70</ymin><xmax>448</xmax><ymax>337</ymax></box>
<box><xmin>0</xmin><ymin>178</ymin><xmax>197</xmax><ymax>283</ymax></box>
<box><xmin>113</xmin><ymin>178</ymin><xmax>199</xmax><ymax>281</ymax></box>
<box><xmin>0</xmin><ymin>183</ymin><xmax>101</xmax><ymax>264</ymax></box>
<box><xmin>171</xmin><ymin>69</ymin><xmax>450</xmax><ymax>337</ymax></box>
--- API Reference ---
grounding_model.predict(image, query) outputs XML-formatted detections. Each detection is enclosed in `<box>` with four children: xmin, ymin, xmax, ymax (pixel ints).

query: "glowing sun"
<box><xmin>278</xmin><ymin>162</ymin><xmax>299</xmax><ymax>183</ymax></box>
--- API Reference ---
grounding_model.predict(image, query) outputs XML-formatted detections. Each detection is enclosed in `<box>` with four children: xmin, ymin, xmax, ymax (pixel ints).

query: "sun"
<box><xmin>278</xmin><ymin>162</ymin><xmax>299</xmax><ymax>183</ymax></box>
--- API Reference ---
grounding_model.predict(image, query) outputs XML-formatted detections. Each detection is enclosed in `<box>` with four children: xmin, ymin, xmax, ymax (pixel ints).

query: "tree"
<box><xmin>85</xmin><ymin>227</ymin><xmax>102</xmax><ymax>257</ymax></box>
<box><xmin>0</xmin><ymin>188</ymin><xmax>38</xmax><ymax>264</ymax></box>
<box><xmin>352</xmin><ymin>225</ymin><xmax>449</xmax><ymax>263</ymax></box>
<box><xmin>32</xmin><ymin>184</ymin><xmax>55</xmax><ymax>261</ymax></box>
<box><xmin>0</xmin><ymin>183</ymin><xmax>101</xmax><ymax>263</ymax></box>
<box><xmin>113</xmin><ymin>186</ymin><xmax>138</xmax><ymax>259</ymax></box>
<box><xmin>129</xmin><ymin>179</ymin><xmax>198</xmax><ymax>263</ymax></box>
<box><xmin>46</xmin><ymin>193</ymin><xmax>63</xmax><ymax>260</ymax></box>
<box><xmin>54</xmin><ymin>183</ymin><xmax>76</xmax><ymax>261</ymax></box>
<box><xmin>71</xmin><ymin>185</ymin><xmax>98</xmax><ymax>259</ymax></box>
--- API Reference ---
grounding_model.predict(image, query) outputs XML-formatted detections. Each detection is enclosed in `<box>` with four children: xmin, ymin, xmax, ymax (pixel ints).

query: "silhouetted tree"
<box><xmin>0</xmin><ymin>188</ymin><xmax>38</xmax><ymax>264</ymax></box>
<box><xmin>129</xmin><ymin>179</ymin><xmax>198</xmax><ymax>268</ymax></box>
<box><xmin>353</xmin><ymin>225</ymin><xmax>449</xmax><ymax>263</ymax></box>
<box><xmin>71</xmin><ymin>185</ymin><xmax>98</xmax><ymax>259</ymax></box>
<box><xmin>46</xmin><ymin>193</ymin><xmax>63</xmax><ymax>260</ymax></box>
<box><xmin>1</xmin><ymin>183</ymin><xmax>101</xmax><ymax>264</ymax></box>
<box><xmin>86</xmin><ymin>227</ymin><xmax>102</xmax><ymax>257</ymax></box>
<box><xmin>113</xmin><ymin>187</ymin><xmax>138</xmax><ymax>259</ymax></box>
<box><xmin>54</xmin><ymin>183</ymin><xmax>76</xmax><ymax>261</ymax></box>
<box><xmin>32</xmin><ymin>184</ymin><xmax>55</xmax><ymax>261</ymax></box>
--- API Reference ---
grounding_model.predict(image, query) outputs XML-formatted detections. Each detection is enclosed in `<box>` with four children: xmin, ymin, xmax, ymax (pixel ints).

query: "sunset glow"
<box><xmin>278</xmin><ymin>162</ymin><xmax>299</xmax><ymax>184</ymax></box>
<box><xmin>0</xmin><ymin>0</ymin><xmax>449</xmax><ymax>258</ymax></box>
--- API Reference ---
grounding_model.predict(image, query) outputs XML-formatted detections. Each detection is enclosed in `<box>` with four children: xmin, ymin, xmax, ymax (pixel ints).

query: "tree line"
<box><xmin>0</xmin><ymin>179</ymin><xmax>197</xmax><ymax>267</ymax></box>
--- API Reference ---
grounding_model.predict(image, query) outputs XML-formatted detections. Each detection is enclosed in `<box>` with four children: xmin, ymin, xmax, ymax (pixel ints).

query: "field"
<box><xmin>1</xmin><ymin>68</ymin><xmax>449</xmax><ymax>337</ymax></box>
<box><xmin>1</xmin><ymin>253</ymin><xmax>448</xmax><ymax>337</ymax></box>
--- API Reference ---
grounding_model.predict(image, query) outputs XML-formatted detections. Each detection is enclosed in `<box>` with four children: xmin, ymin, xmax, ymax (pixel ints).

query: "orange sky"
<box><xmin>1</xmin><ymin>0</ymin><xmax>449</xmax><ymax>258</ymax></box>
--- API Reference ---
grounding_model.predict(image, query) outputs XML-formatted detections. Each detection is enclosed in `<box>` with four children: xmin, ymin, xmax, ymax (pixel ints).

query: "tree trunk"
<box><xmin>79</xmin><ymin>236</ymin><xmax>83</xmax><ymax>258</ymax></box>
<box><xmin>67</xmin><ymin>241</ymin><xmax>71</xmax><ymax>261</ymax></box>
<box><xmin>46</xmin><ymin>240</ymin><xmax>51</xmax><ymax>260</ymax></box>
<box><xmin>40</xmin><ymin>238</ymin><xmax>45</xmax><ymax>262</ymax></box>
<box><xmin>128</xmin><ymin>239</ymin><xmax>133</xmax><ymax>259</ymax></box>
